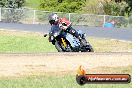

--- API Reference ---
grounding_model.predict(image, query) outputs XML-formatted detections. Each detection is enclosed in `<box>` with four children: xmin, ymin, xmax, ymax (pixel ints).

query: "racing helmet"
<box><xmin>48</xmin><ymin>13</ymin><xmax>59</xmax><ymax>25</ymax></box>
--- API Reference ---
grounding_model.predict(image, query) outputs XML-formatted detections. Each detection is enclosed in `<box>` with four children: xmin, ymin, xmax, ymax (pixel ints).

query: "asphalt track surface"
<box><xmin>0</xmin><ymin>22</ymin><xmax>132</xmax><ymax>41</ymax></box>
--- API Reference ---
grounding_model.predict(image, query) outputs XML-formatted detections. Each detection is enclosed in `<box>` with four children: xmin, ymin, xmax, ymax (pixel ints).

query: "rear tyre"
<box><xmin>81</xmin><ymin>39</ymin><xmax>88</xmax><ymax>46</ymax></box>
<box><xmin>86</xmin><ymin>45</ymin><xmax>94</xmax><ymax>52</ymax></box>
<box><xmin>81</xmin><ymin>39</ymin><xmax>94</xmax><ymax>52</ymax></box>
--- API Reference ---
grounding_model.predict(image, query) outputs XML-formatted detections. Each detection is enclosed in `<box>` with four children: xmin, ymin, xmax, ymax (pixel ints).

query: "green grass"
<box><xmin>0</xmin><ymin>75</ymin><xmax>131</xmax><ymax>88</ymax></box>
<box><xmin>129</xmin><ymin>43</ymin><xmax>132</xmax><ymax>49</ymax></box>
<box><xmin>25</xmin><ymin>0</ymin><xmax>41</xmax><ymax>9</ymax></box>
<box><xmin>0</xmin><ymin>30</ymin><xmax>57</xmax><ymax>53</ymax></box>
<box><xmin>0</xmin><ymin>66</ymin><xmax>132</xmax><ymax>88</ymax></box>
<box><xmin>0</xmin><ymin>30</ymin><xmax>131</xmax><ymax>53</ymax></box>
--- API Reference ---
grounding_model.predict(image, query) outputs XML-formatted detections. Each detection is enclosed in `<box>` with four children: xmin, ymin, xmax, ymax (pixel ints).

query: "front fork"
<box><xmin>61</xmin><ymin>38</ymin><xmax>67</xmax><ymax>48</ymax></box>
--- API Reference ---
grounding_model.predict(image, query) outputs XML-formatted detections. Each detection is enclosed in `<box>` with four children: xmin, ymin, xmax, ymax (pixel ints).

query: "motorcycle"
<box><xmin>44</xmin><ymin>25</ymin><xmax>94</xmax><ymax>52</ymax></box>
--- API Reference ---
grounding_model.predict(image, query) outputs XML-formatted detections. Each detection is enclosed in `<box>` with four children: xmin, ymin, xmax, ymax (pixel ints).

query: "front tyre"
<box><xmin>55</xmin><ymin>40</ymin><xmax>72</xmax><ymax>52</ymax></box>
<box><xmin>55</xmin><ymin>41</ymin><xmax>63</xmax><ymax>52</ymax></box>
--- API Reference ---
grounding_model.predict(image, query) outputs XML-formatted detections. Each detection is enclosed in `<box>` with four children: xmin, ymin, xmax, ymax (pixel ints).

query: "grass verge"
<box><xmin>25</xmin><ymin>0</ymin><xmax>41</xmax><ymax>9</ymax></box>
<box><xmin>129</xmin><ymin>43</ymin><xmax>132</xmax><ymax>49</ymax></box>
<box><xmin>0</xmin><ymin>30</ymin><xmax>57</xmax><ymax>53</ymax></box>
<box><xmin>0</xmin><ymin>66</ymin><xmax>132</xmax><ymax>88</ymax></box>
<box><xmin>0</xmin><ymin>30</ymin><xmax>131</xmax><ymax>53</ymax></box>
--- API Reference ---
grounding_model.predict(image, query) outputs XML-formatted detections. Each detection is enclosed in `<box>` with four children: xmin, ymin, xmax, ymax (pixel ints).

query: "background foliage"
<box><xmin>0</xmin><ymin>0</ymin><xmax>132</xmax><ymax>16</ymax></box>
<box><xmin>102</xmin><ymin>0</ymin><xmax>132</xmax><ymax>16</ymax></box>
<box><xmin>0</xmin><ymin>0</ymin><xmax>25</xmax><ymax>8</ymax></box>
<box><xmin>39</xmin><ymin>0</ymin><xmax>132</xmax><ymax>16</ymax></box>
<box><xmin>82</xmin><ymin>0</ymin><xmax>104</xmax><ymax>14</ymax></box>
<box><xmin>39</xmin><ymin>0</ymin><xmax>85</xmax><ymax>13</ymax></box>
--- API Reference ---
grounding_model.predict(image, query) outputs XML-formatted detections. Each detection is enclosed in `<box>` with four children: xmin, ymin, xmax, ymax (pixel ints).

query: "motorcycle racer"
<box><xmin>48</xmin><ymin>13</ymin><xmax>82</xmax><ymax>43</ymax></box>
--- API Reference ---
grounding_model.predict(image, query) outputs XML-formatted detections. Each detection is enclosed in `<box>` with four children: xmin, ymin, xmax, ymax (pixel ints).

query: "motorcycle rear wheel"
<box><xmin>86</xmin><ymin>45</ymin><xmax>94</xmax><ymax>52</ymax></box>
<box><xmin>81</xmin><ymin>39</ymin><xmax>94</xmax><ymax>52</ymax></box>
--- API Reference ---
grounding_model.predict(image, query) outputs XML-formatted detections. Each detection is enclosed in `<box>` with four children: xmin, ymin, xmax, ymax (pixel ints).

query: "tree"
<box><xmin>113</xmin><ymin>0</ymin><xmax>132</xmax><ymax>16</ymax></box>
<box><xmin>125</xmin><ymin>0</ymin><xmax>132</xmax><ymax>16</ymax></box>
<box><xmin>39</xmin><ymin>0</ymin><xmax>85</xmax><ymax>13</ymax></box>
<box><xmin>82</xmin><ymin>0</ymin><xmax>105</xmax><ymax>14</ymax></box>
<box><xmin>0</xmin><ymin>0</ymin><xmax>25</xmax><ymax>23</ymax></box>
<box><xmin>0</xmin><ymin>0</ymin><xmax>25</xmax><ymax>8</ymax></box>
<box><xmin>0</xmin><ymin>0</ymin><xmax>6</xmax><ymax>7</ymax></box>
<box><xmin>102</xmin><ymin>0</ymin><xmax>132</xmax><ymax>16</ymax></box>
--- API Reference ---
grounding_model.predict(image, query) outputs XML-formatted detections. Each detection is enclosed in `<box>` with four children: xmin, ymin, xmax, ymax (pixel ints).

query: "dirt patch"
<box><xmin>0</xmin><ymin>53</ymin><xmax>132</xmax><ymax>77</ymax></box>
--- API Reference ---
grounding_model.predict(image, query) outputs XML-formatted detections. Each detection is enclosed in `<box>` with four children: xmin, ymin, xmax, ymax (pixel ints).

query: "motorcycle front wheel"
<box><xmin>55</xmin><ymin>41</ymin><xmax>72</xmax><ymax>52</ymax></box>
<box><xmin>55</xmin><ymin>41</ymin><xmax>63</xmax><ymax>52</ymax></box>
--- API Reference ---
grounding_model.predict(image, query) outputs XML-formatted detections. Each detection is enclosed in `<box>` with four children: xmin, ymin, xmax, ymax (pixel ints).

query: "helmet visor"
<box><xmin>49</xmin><ymin>20</ymin><xmax>55</xmax><ymax>25</ymax></box>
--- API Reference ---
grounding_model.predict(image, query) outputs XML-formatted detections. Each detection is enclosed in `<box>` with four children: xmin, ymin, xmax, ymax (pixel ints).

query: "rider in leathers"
<box><xmin>48</xmin><ymin>13</ymin><xmax>82</xmax><ymax>42</ymax></box>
